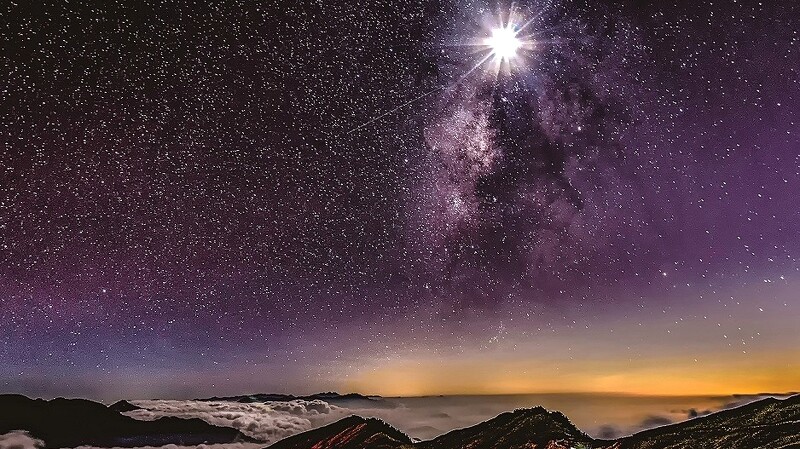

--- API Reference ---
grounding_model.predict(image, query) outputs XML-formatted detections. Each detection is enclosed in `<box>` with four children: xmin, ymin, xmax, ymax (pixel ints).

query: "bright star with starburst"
<box><xmin>463</xmin><ymin>13</ymin><xmax>540</xmax><ymax>76</ymax></box>
<box><xmin>486</xmin><ymin>25</ymin><xmax>522</xmax><ymax>63</ymax></box>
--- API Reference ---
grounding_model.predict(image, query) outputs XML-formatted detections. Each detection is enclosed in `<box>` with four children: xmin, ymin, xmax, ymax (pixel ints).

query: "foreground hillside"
<box><xmin>418</xmin><ymin>407</ymin><xmax>595</xmax><ymax>449</ymax></box>
<box><xmin>268</xmin><ymin>415</ymin><xmax>412</xmax><ymax>449</ymax></box>
<box><xmin>0</xmin><ymin>394</ymin><xmax>253</xmax><ymax>448</ymax></box>
<box><xmin>614</xmin><ymin>394</ymin><xmax>800</xmax><ymax>449</ymax></box>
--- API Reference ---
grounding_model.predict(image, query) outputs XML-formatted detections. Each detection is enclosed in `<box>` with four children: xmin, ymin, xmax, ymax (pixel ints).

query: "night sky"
<box><xmin>2</xmin><ymin>0</ymin><xmax>799</xmax><ymax>400</ymax></box>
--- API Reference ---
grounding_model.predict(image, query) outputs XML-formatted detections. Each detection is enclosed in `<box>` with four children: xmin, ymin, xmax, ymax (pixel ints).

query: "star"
<box><xmin>486</xmin><ymin>25</ymin><xmax>522</xmax><ymax>63</ymax></box>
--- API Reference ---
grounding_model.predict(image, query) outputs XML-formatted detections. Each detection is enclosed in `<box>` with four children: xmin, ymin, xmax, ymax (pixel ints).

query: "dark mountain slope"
<box><xmin>108</xmin><ymin>399</ymin><xmax>143</xmax><ymax>413</ymax></box>
<box><xmin>0</xmin><ymin>394</ymin><xmax>254</xmax><ymax>448</ymax></box>
<box><xmin>267</xmin><ymin>415</ymin><xmax>412</xmax><ymax>449</ymax></box>
<box><xmin>418</xmin><ymin>407</ymin><xmax>595</xmax><ymax>449</ymax></box>
<box><xmin>614</xmin><ymin>394</ymin><xmax>800</xmax><ymax>449</ymax></box>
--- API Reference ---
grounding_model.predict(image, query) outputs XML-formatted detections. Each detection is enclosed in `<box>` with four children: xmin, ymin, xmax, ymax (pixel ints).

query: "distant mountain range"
<box><xmin>2</xmin><ymin>392</ymin><xmax>799</xmax><ymax>448</ymax></box>
<box><xmin>199</xmin><ymin>391</ymin><xmax>396</xmax><ymax>408</ymax></box>
<box><xmin>0</xmin><ymin>394</ymin><xmax>254</xmax><ymax>448</ymax></box>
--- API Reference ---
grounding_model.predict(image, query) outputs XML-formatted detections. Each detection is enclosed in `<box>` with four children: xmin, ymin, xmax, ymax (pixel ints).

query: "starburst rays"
<box><xmin>461</xmin><ymin>6</ymin><xmax>544</xmax><ymax>77</ymax></box>
<box><xmin>486</xmin><ymin>25</ymin><xmax>522</xmax><ymax>62</ymax></box>
<box><xmin>345</xmin><ymin>5</ymin><xmax>547</xmax><ymax>134</ymax></box>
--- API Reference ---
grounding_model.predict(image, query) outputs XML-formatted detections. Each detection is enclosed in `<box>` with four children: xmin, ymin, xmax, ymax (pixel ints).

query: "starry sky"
<box><xmin>2</xmin><ymin>0</ymin><xmax>799</xmax><ymax>400</ymax></box>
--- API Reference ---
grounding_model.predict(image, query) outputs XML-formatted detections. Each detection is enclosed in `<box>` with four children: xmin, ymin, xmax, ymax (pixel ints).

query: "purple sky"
<box><xmin>2</xmin><ymin>0</ymin><xmax>799</xmax><ymax>399</ymax></box>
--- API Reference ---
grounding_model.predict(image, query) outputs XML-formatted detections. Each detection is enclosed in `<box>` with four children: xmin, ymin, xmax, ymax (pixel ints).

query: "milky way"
<box><xmin>406</xmin><ymin>1</ymin><xmax>651</xmax><ymax>308</ymax></box>
<box><xmin>1</xmin><ymin>0</ymin><xmax>799</xmax><ymax>398</ymax></box>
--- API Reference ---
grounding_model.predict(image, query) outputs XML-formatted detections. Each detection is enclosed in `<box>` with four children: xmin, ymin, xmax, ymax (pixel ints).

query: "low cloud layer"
<box><xmin>119</xmin><ymin>393</ymin><xmax>783</xmax><ymax>445</ymax></box>
<box><xmin>127</xmin><ymin>399</ymin><xmax>348</xmax><ymax>443</ymax></box>
<box><xmin>73</xmin><ymin>444</ymin><xmax>263</xmax><ymax>449</ymax></box>
<box><xmin>0</xmin><ymin>431</ymin><xmax>44</xmax><ymax>449</ymax></box>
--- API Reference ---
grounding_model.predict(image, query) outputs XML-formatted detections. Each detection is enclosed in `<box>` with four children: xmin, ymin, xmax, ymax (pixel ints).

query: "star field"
<box><xmin>1</xmin><ymin>0</ymin><xmax>799</xmax><ymax>398</ymax></box>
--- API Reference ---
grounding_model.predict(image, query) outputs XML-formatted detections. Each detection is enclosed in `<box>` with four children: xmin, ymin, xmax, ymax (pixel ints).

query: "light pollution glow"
<box><xmin>344</xmin><ymin>352</ymin><xmax>800</xmax><ymax>397</ymax></box>
<box><xmin>334</xmin><ymin>282</ymin><xmax>800</xmax><ymax>397</ymax></box>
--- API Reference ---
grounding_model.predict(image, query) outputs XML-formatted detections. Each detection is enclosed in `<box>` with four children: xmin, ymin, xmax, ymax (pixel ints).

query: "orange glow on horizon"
<box><xmin>341</xmin><ymin>352</ymin><xmax>800</xmax><ymax>397</ymax></box>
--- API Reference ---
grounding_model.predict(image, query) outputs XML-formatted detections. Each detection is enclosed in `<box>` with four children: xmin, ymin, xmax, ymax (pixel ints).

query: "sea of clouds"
<box><xmin>120</xmin><ymin>395</ymin><xmax>737</xmax><ymax>442</ymax></box>
<box><xmin>0</xmin><ymin>431</ymin><xmax>44</xmax><ymax>449</ymax></box>
<box><xmin>125</xmin><ymin>399</ymin><xmax>350</xmax><ymax>443</ymax></box>
<box><xmin>0</xmin><ymin>433</ymin><xmax>262</xmax><ymax>449</ymax></box>
<box><xmin>0</xmin><ymin>399</ymin><xmax>351</xmax><ymax>449</ymax></box>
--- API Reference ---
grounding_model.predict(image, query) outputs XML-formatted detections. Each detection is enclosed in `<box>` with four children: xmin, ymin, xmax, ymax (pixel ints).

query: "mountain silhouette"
<box><xmin>0</xmin><ymin>394</ymin><xmax>254</xmax><ymax>448</ymax></box>
<box><xmin>267</xmin><ymin>415</ymin><xmax>412</xmax><ymax>449</ymax></box>
<box><xmin>612</xmin><ymin>394</ymin><xmax>800</xmax><ymax>448</ymax></box>
<box><xmin>200</xmin><ymin>392</ymin><xmax>395</xmax><ymax>408</ymax></box>
<box><xmin>419</xmin><ymin>406</ymin><xmax>594</xmax><ymax>449</ymax></box>
<box><xmin>108</xmin><ymin>399</ymin><xmax>143</xmax><ymax>413</ymax></box>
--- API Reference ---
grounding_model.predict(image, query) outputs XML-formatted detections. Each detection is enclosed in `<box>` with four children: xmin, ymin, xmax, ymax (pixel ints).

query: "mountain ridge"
<box><xmin>198</xmin><ymin>391</ymin><xmax>395</xmax><ymax>408</ymax></box>
<box><xmin>260</xmin><ymin>393</ymin><xmax>800</xmax><ymax>449</ymax></box>
<box><xmin>195</xmin><ymin>391</ymin><xmax>396</xmax><ymax>409</ymax></box>
<box><xmin>266</xmin><ymin>415</ymin><xmax>413</xmax><ymax>449</ymax></box>
<box><xmin>417</xmin><ymin>406</ymin><xmax>594</xmax><ymax>449</ymax></box>
<box><xmin>198</xmin><ymin>391</ymin><xmax>380</xmax><ymax>402</ymax></box>
<box><xmin>0</xmin><ymin>394</ymin><xmax>255</xmax><ymax>448</ymax></box>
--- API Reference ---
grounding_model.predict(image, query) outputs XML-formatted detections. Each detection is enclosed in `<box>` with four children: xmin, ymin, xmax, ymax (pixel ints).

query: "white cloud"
<box><xmin>113</xmin><ymin>394</ymin><xmax>757</xmax><ymax>446</ymax></box>
<box><xmin>126</xmin><ymin>399</ymin><xmax>348</xmax><ymax>444</ymax></box>
<box><xmin>71</xmin><ymin>444</ymin><xmax>263</xmax><ymax>449</ymax></box>
<box><xmin>0</xmin><ymin>431</ymin><xmax>44</xmax><ymax>449</ymax></box>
